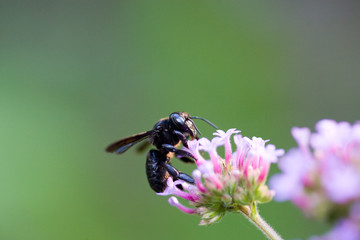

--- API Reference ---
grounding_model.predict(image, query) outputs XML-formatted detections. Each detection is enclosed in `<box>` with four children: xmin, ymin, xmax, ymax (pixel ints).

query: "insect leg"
<box><xmin>178</xmin><ymin>157</ymin><xmax>195</xmax><ymax>164</ymax></box>
<box><xmin>165</xmin><ymin>163</ymin><xmax>194</xmax><ymax>184</ymax></box>
<box><xmin>173</xmin><ymin>130</ymin><xmax>188</xmax><ymax>148</ymax></box>
<box><xmin>161</xmin><ymin>144</ymin><xmax>195</xmax><ymax>160</ymax></box>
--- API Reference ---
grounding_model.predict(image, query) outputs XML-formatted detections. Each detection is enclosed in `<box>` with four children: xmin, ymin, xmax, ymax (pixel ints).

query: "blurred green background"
<box><xmin>1</xmin><ymin>1</ymin><xmax>360</xmax><ymax>240</ymax></box>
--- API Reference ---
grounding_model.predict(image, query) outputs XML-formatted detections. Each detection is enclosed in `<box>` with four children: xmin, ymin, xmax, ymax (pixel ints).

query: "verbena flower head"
<box><xmin>269</xmin><ymin>119</ymin><xmax>360</xmax><ymax>222</ymax></box>
<box><xmin>158</xmin><ymin>128</ymin><xmax>284</xmax><ymax>225</ymax></box>
<box><xmin>309</xmin><ymin>202</ymin><xmax>360</xmax><ymax>240</ymax></box>
<box><xmin>309</xmin><ymin>218</ymin><xmax>360</xmax><ymax>240</ymax></box>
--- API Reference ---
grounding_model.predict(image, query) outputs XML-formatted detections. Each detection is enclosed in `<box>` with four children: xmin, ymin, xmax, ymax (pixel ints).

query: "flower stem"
<box><xmin>238</xmin><ymin>205</ymin><xmax>283</xmax><ymax>240</ymax></box>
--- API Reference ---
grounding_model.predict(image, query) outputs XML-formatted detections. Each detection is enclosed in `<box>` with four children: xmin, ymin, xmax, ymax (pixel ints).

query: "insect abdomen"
<box><xmin>146</xmin><ymin>150</ymin><xmax>169</xmax><ymax>193</ymax></box>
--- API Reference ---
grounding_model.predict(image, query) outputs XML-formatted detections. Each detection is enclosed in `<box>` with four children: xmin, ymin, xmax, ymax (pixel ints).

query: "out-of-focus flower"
<box><xmin>309</xmin><ymin>219</ymin><xmax>360</xmax><ymax>240</ymax></box>
<box><xmin>270</xmin><ymin>119</ymin><xmax>360</xmax><ymax>221</ymax></box>
<box><xmin>309</xmin><ymin>202</ymin><xmax>360</xmax><ymax>240</ymax></box>
<box><xmin>157</xmin><ymin>128</ymin><xmax>284</xmax><ymax>226</ymax></box>
<box><xmin>269</xmin><ymin>119</ymin><xmax>360</xmax><ymax>239</ymax></box>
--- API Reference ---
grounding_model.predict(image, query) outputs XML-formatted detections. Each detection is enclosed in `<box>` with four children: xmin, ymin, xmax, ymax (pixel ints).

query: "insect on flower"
<box><xmin>105</xmin><ymin>112</ymin><xmax>217</xmax><ymax>193</ymax></box>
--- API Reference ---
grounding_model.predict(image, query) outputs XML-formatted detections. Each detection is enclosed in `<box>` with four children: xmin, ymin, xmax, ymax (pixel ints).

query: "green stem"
<box><xmin>238</xmin><ymin>204</ymin><xmax>284</xmax><ymax>240</ymax></box>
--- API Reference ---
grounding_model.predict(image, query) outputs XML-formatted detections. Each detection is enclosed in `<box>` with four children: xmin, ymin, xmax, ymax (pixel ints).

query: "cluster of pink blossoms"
<box><xmin>269</xmin><ymin>119</ymin><xmax>360</xmax><ymax>239</ymax></box>
<box><xmin>158</xmin><ymin>129</ymin><xmax>284</xmax><ymax>225</ymax></box>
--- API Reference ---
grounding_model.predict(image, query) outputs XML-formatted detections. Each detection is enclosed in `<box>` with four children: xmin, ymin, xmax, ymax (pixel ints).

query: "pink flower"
<box><xmin>309</xmin><ymin>219</ymin><xmax>360</xmax><ymax>240</ymax></box>
<box><xmin>213</xmin><ymin>128</ymin><xmax>240</xmax><ymax>165</ymax></box>
<box><xmin>157</xmin><ymin>129</ymin><xmax>284</xmax><ymax>225</ymax></box>
<box><xmin>270</xmin><ymin>119</ymin><xmax>360</xmax><ymax>222</ymax></box>
<box><xmin>157</xmin><ymin>178</ymin><xmax>196</xmax><ymax>201</ymax></box>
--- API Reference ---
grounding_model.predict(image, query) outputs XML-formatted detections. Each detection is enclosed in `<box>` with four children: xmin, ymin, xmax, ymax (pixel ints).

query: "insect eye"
<box><xmin>170</xmin><ymin>112</ymin><xmax>196</xmax><ymax>137</ymax></box>
<box><xmin>170</xmin><ymin>113</ymin><xmax>186</xmax><ymax>128</ymax></box>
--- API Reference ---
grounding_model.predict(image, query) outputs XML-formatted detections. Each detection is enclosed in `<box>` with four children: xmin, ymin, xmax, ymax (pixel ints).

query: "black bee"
<box><xmin>105</xmin><ymin>112</ymin><xmax>217</xmax><ymax>193</ymax></box>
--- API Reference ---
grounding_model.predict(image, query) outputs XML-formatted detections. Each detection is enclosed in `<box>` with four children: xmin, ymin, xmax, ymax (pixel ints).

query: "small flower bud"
<box><xmin>221</xmin><ymin>193</ymin><xmax>233</xmax><ymax>207</ymax></box>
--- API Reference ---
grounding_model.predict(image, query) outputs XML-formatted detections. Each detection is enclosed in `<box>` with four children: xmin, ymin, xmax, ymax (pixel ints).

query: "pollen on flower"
<box><xmin>157</xmin><ymin>128</ymin><xmax>284</xmax><ymax>225</ymax></box>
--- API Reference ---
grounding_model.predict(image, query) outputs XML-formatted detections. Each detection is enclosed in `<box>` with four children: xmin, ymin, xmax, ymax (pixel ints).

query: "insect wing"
<box><xmin>106</xmin><ymin>131</ymin><xmax>153</xmax><ymax>154</ymax></box>
<box><xmin>136</xmin><ymin>140</ymin><xmax>151</xmax><ymax>153</ymax></box>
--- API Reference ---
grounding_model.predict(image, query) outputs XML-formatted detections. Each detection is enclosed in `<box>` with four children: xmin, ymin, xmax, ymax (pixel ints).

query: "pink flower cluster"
<box><xmin>269</xmin><ymin>119</ymin><xmax>360</xmax><ymax>239</ymax></box>
<box><xmin>158</xmin><ymin>129</ymin><xmax>284</xmax><ymax>225</ymax></box>
<box><xmin>310</xmin><ymin>201</ymin><xmax>360</xmax><ymax>240</ymax></box>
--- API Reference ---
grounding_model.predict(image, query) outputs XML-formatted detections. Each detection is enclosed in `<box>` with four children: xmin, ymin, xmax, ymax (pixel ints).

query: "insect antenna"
<box><xmin>191</xmin><ymin>116</ymin><xmax>218</xmax><ymax>133</ymax></box>
<box><xmin>188</xmin><ymin>119</ymin><xmax>202</xmax><ymax>136</ymax></box>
